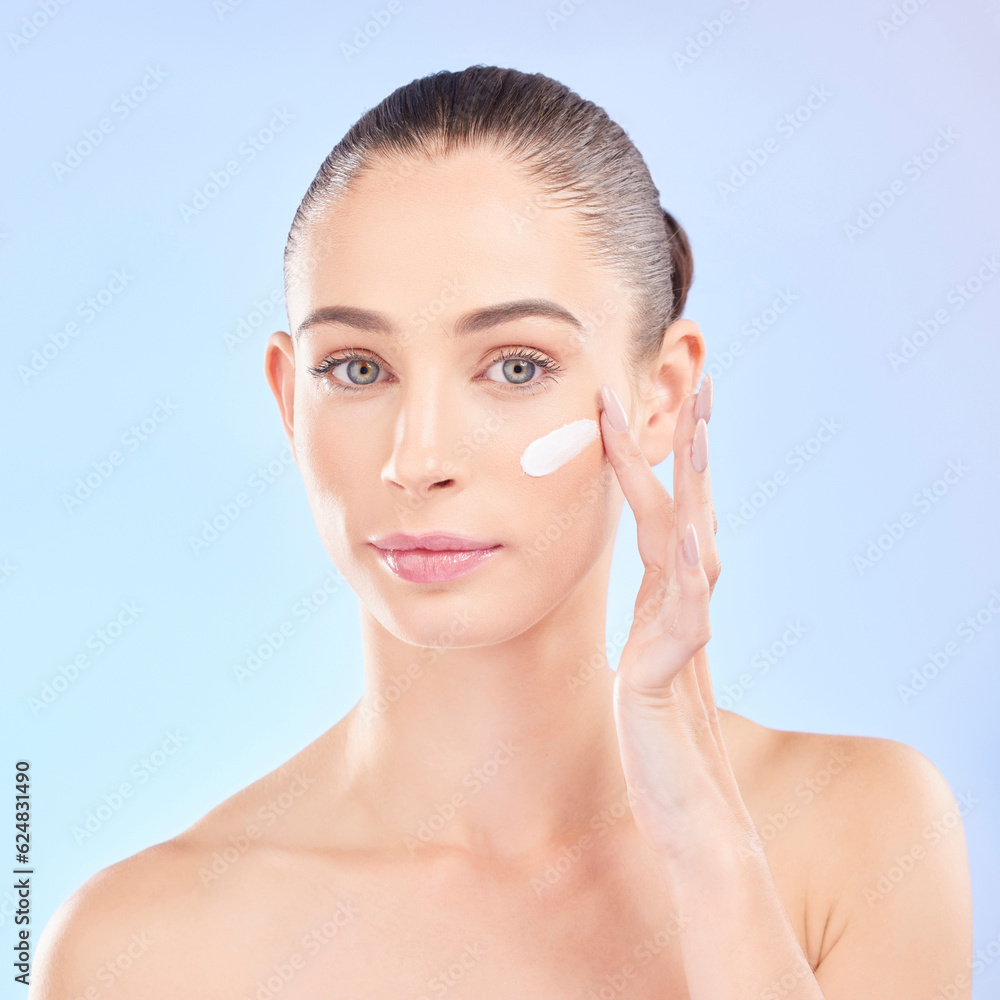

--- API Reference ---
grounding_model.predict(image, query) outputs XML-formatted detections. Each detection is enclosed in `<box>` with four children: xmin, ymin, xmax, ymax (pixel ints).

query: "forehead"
<box><xmin>287</xmin><ymin>149</ymin><xmax>623</xmax><ymax>331</ymax></box>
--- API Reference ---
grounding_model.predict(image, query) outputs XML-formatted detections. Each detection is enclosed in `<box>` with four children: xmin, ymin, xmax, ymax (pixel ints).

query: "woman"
<box><xmin>33</xmin><ymin>65</ymin><xmax>972</xmax><ymax>999</ymax></box>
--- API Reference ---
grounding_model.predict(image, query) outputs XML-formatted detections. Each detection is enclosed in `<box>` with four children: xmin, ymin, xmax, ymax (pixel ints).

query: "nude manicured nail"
<box><xmin>683</xmin><ymin>522</ymin><xmax>700</xmax><ymax>566</ymax></box>
<box><xmin>695</xmin><ymin>374</ymin><xmax>713</xmax><ymax>424</ymax></box>
<box><xmin>692</xmin><ymin>418</ymin><xmax>708</xmax><ymax>473</ymax></box>
<box><xmin>601</xmin><ymin>384</ymin><xmax>629</xmax><ymax>433</ymax></box>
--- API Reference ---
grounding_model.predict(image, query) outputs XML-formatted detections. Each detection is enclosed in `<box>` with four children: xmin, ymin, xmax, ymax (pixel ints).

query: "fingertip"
<box><xmin>600</xmin><ymin>384</ymin><xmax>630</xmax><ymax>434</ymax></box>
<box><xmin>682</xmin><ymin>522</ymin><xmax>700</xmax><ymax>567</ymax></box>
<box><xmin>695</xmin><ymin>374</ymin><xmax>714</xmax><ymax>424</ymax></box>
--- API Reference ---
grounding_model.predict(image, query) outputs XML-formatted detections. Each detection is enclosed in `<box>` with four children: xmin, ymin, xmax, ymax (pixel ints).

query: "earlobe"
<box><xmin>264</xmin><ymin>331</ymin><xmax>297</xmax><ymax>459</ymax></box>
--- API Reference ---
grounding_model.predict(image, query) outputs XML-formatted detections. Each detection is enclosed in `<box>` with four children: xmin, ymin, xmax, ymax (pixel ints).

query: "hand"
<box><xmin>599</xmin><ymin>374</ymin><xmax>745</xmax><ymax>857</ymax></box>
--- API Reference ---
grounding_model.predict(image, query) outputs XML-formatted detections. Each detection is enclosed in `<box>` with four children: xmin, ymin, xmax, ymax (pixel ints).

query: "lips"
<box><xmin>370</xmin><ymin>532</ymin><xmax>501</xmax><ymax>552</ymax></box>
<box><xmin>369</xmin><ymin>532</ymin><xmax>502</xmax><ymax>583</ymax></box>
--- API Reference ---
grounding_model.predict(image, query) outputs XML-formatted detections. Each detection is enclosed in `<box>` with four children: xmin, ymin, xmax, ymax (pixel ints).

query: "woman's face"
<box><xmin>267</xmin><ymin>148</ymin><xmax>644</xmax><ymax>648</ymax></box>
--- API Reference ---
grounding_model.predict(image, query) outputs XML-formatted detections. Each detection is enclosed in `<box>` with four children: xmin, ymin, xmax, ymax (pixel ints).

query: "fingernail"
<box><xmin>692</xmin><ymin>418</ymin><xmax>708</xmax><ymax>473</ymax></box>
<box><xmin>695</xmin><ymin>374</ymin><xmax>713</xmax><ymax>424</ymax></box>
<box><xmin>601</xmin><ymin>384</ymin><xmax>629</xmax><ymax>433</ymax></box>
<box><xmin>683</xmin><ymin>522</ymin><xmax>700</xmax><ymax>566</ymax></box>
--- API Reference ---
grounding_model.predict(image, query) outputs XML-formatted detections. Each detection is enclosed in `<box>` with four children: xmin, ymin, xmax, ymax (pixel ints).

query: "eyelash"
<box><xmin>307</xmin><ymin>345</ymin><xmax>566</xmax><ymax>395</ymax></box>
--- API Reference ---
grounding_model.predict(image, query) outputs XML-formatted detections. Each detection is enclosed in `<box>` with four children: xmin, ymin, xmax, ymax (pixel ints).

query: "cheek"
<box><xmin>293</xmin><ymin>404</ymin><xmax>364</xmax><ymax>535</ymax></box>
<box><xmin>519</xmin><ymin>418</ymin><xmax>599</xmax><ymax>477</ymax></box>
<box><xmin>514</xmin><ymin>429</ymin><xmax>620</xmax><ymax>567</ymax></box>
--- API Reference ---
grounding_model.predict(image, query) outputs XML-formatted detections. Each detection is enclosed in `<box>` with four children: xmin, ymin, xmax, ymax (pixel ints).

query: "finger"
<box><xmin>692</xmin><ymin>646</ymin><xmax>726</xmax><ymax>750</ymax></box>
<box><xmin>599</xmin><ymin>383</ymin><xmax>675</xmax><ymax>577</ymax></box>
<box><xmin>620</xmin><ymin>523</ymin><xmax>713</xmax><ymax>699</ymax></box>
<box><xmin>673</xmin><ymin>375</ymin><xmax>721</xmax><ymax>595</ymax></box>
<box><xmin>696</xmin><ymin>374</ymin><xmax>719</xmax><ymax>540</ymax></box>
<box><xmin>673</xmin><ymin>378</ymin><xmax>724</xmax><ymax>730</ymax></box>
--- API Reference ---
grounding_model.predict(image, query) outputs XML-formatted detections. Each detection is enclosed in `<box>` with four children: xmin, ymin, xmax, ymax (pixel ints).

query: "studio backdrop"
<box><xmin>2</xmin><ymin>0</ymin><xmax>998</xmax><ymax>991</ymax></box>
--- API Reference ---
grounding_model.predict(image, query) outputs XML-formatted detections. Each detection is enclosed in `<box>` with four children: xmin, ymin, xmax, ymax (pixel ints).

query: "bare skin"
<box><xmin>30</xmin><ymin>149</ymin><xmax>972</xmax><ymax>999</ymax></box>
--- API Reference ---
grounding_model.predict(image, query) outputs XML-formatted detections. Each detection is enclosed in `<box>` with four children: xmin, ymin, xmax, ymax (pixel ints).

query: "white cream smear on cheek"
<box><xmin>520</xmin><ymin>418</ymin><xmax>599</xmax><ymax>477</ymax></box>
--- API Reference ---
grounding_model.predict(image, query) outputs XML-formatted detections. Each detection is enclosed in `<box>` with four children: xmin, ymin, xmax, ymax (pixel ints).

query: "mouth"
<box><xmin>369</xmin><ymin>532</ymin><xmax>503</xmax><ymax>584</ymax></box>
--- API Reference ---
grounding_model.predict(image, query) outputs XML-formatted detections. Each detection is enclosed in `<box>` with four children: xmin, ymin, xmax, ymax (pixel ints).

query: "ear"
<box><xmin>264</xmin><ymin>331</ymin><xmax>297</xmax><ymax>460</ymax></box>
<box><xmin>635</xmin><ymin>318</ymin><xmax>705</xmax><ymax>467</ymax></box>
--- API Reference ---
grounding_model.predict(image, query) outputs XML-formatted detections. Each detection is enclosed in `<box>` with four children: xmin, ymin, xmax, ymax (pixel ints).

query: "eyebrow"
<box><xmin>293</xmin><ymin>298</ymin><xmax>586</xmax><ymax>341</ymax></box>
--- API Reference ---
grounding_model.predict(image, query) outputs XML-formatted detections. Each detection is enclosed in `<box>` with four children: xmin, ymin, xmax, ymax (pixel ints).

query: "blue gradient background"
<box><xmin>2</xmin><ymin>0</ymin><xmax>998</xmax><ymax>991</ymax></box>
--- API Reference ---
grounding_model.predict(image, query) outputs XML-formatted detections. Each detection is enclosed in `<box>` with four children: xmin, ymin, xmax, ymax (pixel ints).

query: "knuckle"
<box><xmin>690</xmin><ymin>620</ymin><xmax>712</xmax><ymax>648</ymax></box>
<box><xmin>705</xmin><ymin>553</ymin><xmax>722</xmax><ymax>584</ymax></box>
<box><xmin>621</xmin><ymin>434</ymin><xmax>647</xmax><ymax>467</ymax></box>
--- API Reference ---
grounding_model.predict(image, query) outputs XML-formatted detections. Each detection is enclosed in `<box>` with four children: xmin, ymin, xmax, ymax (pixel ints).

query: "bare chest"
<box><xmin>142</xmin><ymin>827</ymin><xmax>809</xmax><ymax>999</ymax></box>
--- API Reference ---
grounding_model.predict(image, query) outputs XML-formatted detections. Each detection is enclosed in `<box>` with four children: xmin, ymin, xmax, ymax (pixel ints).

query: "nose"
<box><xmin>381</xmin><ymin>380</ymin><xmax>464</xmax><ymax>500</ymax></box>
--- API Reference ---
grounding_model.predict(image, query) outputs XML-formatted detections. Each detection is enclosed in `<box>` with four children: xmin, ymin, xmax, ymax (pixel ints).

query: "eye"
<box><xmin>483</xmin><ymin>347</ymin><xmax>564</xmax><ymax>392</ymax></box>
<box><xmin>307</xmin><ymin>348</ymin><xmax>389</xmax><ymax>392</ymax></box>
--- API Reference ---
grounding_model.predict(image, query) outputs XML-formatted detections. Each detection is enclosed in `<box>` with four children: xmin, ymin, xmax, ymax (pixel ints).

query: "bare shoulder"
<box><xmin>720</xmin><ymin>709</ymin><xmax>972</xmax><ymax>858</ymax></box>
<box><xmin>720</xmin><ymin>710</ymin><xmax>973</xmax><ymax>976</ymax></box>
<box><xmin>722</xmin><ymin>710</ymin><xmax>968</xmax><ymax>829</ymax></box>
<box><xmin>30</xmin><ymin>735</ymin><xmax>343</xmax><ymax>1000</ymax></box>
<box><xmin>29</xmin><ymin>838</ymin><xmax>205</xmax><ymax>999</ymax></box>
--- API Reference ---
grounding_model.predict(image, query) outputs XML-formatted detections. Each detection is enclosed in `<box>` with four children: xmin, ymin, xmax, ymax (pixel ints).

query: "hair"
<box><xmin>284</xmin><ymin>65</ymin><xmax>693</xmax><ymax>384</ymax></box>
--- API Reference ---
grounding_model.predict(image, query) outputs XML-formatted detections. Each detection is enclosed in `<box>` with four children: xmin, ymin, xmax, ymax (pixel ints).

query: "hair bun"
<box><xmin>662</xmin><ymin>208</ymin><xmax>693</xmax><ymax>322</ymax></box>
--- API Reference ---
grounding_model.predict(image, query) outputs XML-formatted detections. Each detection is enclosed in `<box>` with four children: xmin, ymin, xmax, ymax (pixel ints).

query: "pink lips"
<box><xmin>369</xmin><ymin>532</ymin><xmax>502</xmax><ymax>583</ymax></box>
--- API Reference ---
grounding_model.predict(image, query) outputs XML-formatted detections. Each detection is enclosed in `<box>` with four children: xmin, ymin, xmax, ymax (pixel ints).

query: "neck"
<box><xmin>341</xmin><ymin>543</ymin><xmax>632</xmax><ymax>863</ymax></box>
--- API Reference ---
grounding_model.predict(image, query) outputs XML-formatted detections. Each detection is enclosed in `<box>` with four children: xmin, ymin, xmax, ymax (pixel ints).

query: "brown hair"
<box><xmin>284</xmin><ymin>65</ymin><xmax>693</xmax><ymax>382</ymax></box>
